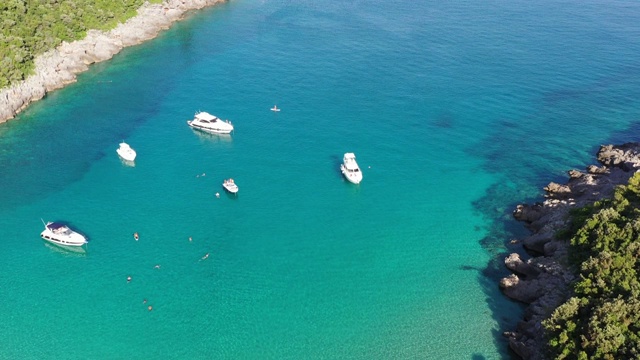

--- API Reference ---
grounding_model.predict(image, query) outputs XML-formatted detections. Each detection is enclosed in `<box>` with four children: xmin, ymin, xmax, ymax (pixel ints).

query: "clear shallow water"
<box><xmin>2</xmin><ymin>0</ymin><xmax>640</xmax><ymax>358</ymax></box>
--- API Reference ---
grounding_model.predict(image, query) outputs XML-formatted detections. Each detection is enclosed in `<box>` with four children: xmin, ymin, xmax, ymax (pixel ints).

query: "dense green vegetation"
<box><xmin>0</xmin><ymin>0</ymin><xmax>162</xmax><ymax>88</ymax></box>
<box><xmin>544</xmin><ymin>172</ymin><xmax>640</xmax><ymax>359</ymax></box>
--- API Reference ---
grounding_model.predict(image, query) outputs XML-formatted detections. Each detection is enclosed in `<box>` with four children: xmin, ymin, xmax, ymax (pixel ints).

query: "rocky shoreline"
<box><xmin>501</xmin><ymin>143</ymin><xmax>640</xmax><ymax>359</ymax></box>
<box><xmin>0</xmin><ymin>0</ymin><xmax>226</xmax><ymax>124</ymax></box>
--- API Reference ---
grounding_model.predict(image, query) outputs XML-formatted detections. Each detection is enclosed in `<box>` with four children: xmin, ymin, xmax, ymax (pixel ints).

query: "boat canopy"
<box><xmin>46</xmin><ymin>222</ymin><xmax>67</xmax><ymax>230</ymax></box>
<box><xmin>195</xmin><ymin>112</ymin><xmax>217</xmax><ymax>121</ymax></box>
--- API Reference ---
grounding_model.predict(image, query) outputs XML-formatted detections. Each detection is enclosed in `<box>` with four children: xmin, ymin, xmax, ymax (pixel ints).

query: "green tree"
<box><xmin>0</xmin><ymin>0</ymin><xmax>163</xmax><ymax>87</ymax></box>
<box><xmin>544</xmin><ymin>173</ymin><xmax>640</xmax><ymax>359</ymax></box>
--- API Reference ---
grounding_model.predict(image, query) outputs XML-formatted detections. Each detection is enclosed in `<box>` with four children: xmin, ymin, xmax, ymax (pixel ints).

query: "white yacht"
<box><xmin>223</xmin><ymin>178</ymin><xmax>239</xmax><ymax>194</ymax></box>
<box><xmin>40</xmin><ymin>221</ymin><xmax>88</xmax><ymax>247</ymax></box>
<box><xmin>187</xmin><ymin>112</ymin><xmax>234</xmax><ymax>134</ymax></box>
<box><xmin>116</xmin><ymin>142</ymin><xmax>137</xmax><ymax>162</ymax></box>
<box><xmin>341</xmin><ymin>152</ymin><xmax>363</xmax><ymax>184</ymax></box>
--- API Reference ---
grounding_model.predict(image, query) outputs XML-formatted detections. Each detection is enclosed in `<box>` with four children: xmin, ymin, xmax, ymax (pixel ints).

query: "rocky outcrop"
<box><xmin>543</xmin><ymin>182</ymin><xmax>571</xmax><ymax>198</ymax></box>
<box><xmin>0</xmin><ymin>0</ymin><xmax>226</xmax><ymax>123</ymax></box>
<box><xmin>502</xmin><ymin>143</ymin><xmax>640</xmax><ymax>360</ymax></box>
<box><xmin>504</xmin><ymin>253</ymin><xmax>539</xmax><ymax>277</ymax></box>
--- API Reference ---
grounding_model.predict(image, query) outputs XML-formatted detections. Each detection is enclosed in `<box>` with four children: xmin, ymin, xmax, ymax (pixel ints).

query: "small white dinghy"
<box><xmin>223</xmin><ymin>178</ymin><xmax>239</xmax><ymax>194</ymax></box>
<box><xmin>116</xmin><ymin>142</ymin><xmax>137</xmax><ymax>162</ymax></box>
<box><xmin>270</xmin><ymin>105</ymin><xmax>280</xmax><ymax>112</ymax></box>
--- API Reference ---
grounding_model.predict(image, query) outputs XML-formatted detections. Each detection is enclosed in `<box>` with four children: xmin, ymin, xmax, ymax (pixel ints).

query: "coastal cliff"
<box><xmin>501</xmin><ymin>143</ymin><xmax>640</xmax><ymax>359</ymax></box>
<box><xmin>0</xmin><ymin>0</ymin><xmax>226</xmax><ymax>124</ymax></box>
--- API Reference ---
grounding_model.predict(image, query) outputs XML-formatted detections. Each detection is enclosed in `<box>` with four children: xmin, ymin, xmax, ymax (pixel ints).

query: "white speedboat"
<box><xmin>40</xmin><ymin>221</ymin><xmax>88</xmax><ymax>247</ymax></box>
<box><xmin>187</xmin><ymin>112</ymin><xmax>234</xmax><ymax>134</ymax></box>
<box><xmin>341</xmin><ymin>152</ymin><xmax>363</xmax><ymax>184</ymax></box>
<box><xmin>223</xmin><ymin>178</ymin><xmax>239</xmax><ymax>194</ymax></box>
<box><xmin>270</xmin><ymin>105</ymin><xmax>280</xmax><ymax>112</ymax></box>
<box><xmin>116</xmin><ymin>142</ymin><xmax>137</xmax><ymax>162</ymax></box>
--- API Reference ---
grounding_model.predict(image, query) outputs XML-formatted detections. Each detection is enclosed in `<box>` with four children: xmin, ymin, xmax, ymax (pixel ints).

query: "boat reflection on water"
<box><xmin>191</xmin><ymin>129</ymin><xmax>233</xmax><ymax>143</ymax></box>
<box><xmin>120</xmin><ymin>158</ymin><xmax>136</xmax><ymax>167</ymax></box>
<box><xmin>43</xmin><ymin>241</ymin><xmax>87</xmax><ymax>256</ymax></box>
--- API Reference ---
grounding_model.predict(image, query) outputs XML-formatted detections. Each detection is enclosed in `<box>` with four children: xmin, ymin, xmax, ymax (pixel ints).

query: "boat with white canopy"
<box><xmin>187</xmin><ymin>112</ymin><xmax>234</xmax><ymax>134</ymax></box>
<box><xmin>223</xmin><ymin>178</ymin><xmax>239</xmax><ymax>194</ymax></box>
<box><xmin>340</xmin><ymin>153</ymin><xmax>363</xmax><ymax>184</ymax></box>
<box><xmin>116</xmin><ymin>142</ymin><xmax>137</xmax><ymax>162</ymax></box>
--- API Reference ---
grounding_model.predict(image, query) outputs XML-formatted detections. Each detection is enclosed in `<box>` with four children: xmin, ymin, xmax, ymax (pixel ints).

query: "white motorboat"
<box><xmin>187</xmin><ymin>112</ymin><xmax>234</xmax><ymax>134</ymax></box>
<box><xmin>40</xmin><ymin>221</ymin><xmax>88</xmax><ymax>247</ymax></box>
<box><xmin>223</xmin><ymin>178</ymin><xmax>239</xmax><ymax>194</ymax></box>
<box><xmin>340</xmin><ymin>152</ymin><xmax>363</xmax><ymax>184</ymax></box>
<box><xmin>116</xmin><ymin>142</ymin><xmax>137</xmax><ymax>162</ymax></box>
<box><xmin>270</xmin><ymin>105</ymin><xmax>280</xmax><ymax>112</ymax></box>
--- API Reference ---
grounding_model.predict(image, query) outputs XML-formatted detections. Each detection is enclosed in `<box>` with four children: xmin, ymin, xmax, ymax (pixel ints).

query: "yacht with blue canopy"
<box><xmin>40</xmin><ymin>220</ymin><xmax>88</xmax><ymax>247</ymax></box>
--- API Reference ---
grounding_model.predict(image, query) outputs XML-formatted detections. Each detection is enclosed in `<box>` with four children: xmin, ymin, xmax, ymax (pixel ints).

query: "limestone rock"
<box><xmin>500</xmin><ymin>274</ymin><xmax>543</xmax><ymax>304</ymax></box>
<box><xmin>523</xmin><ymin>233</ymin><xmax>554</xmax><ymax>254</ymax></box>
<box><xmin>505</xmin><ymin>253</ymin><xmax>539</xmax><ymax>277</ymax></box>
<box><xmin>568</xmin><ymin>169</ymin><xmax>583</xmax><ymax>179</ymax></box>
<box><xmin>587</xmin><ymin>165</ymin><xmax>607</xmax><ymax>174</ymax></box>
<box><xmin>543</xmin><ymin>182</ymin><xmax>572</xmax><ymax>198</ymax></box>
<box><xmin>513</xmin><ymin>203</ymin><xmax>544</xmax><ymax>223</ymax></box>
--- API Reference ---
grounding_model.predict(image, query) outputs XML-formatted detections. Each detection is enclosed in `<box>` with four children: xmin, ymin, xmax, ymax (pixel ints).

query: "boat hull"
<box><xmin>116</xmin><ymin>149</ymin><xmax>136</xmax><ymax>162</ymax></box>
<box><xmin>341</xmin><ymin>164</ymin><xmax>363</xmax><ymax>184</ymax></box>
<box><xmin>40</xmin><ymin>232</ymin><xmax>87</xmax><ymax>247</ymax></box>
<box><xmin>187</xmin><ymin>120</ymin><xmax>233</xmax><ymax>135</ymax></box>
<box><xmin>223</xmin><ymin>184</ymin><xmax>239</xmax><ymax>194</ymax></box>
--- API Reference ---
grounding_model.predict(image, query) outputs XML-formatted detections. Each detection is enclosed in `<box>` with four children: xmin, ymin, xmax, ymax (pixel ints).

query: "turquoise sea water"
<box><xmin>2</xmin><ymin>0</ymin><xmax>640</xmax><ymax>358</ymax></box>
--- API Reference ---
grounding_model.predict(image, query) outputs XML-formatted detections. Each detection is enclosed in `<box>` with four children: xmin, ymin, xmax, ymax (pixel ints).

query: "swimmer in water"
<box><xmin>133</xmin><ymin>232</ymin><xmax>139</xmax><ymax>241</ymax></box>
<box><xmin>201</xmin><ymin>253</ymin><xmax>210</xmax><ymax>261</ymax></box>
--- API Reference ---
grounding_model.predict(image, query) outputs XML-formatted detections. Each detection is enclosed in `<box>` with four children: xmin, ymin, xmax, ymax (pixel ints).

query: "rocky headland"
<box><xmin>501</xmin><ymin>143</ymin><xmax>640</xmax><ymax>359</ymax></box>
<box><xmin>0</xmin><ymin>0</ymin><xmax>226</xmax><ymax>124</ymax></box>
